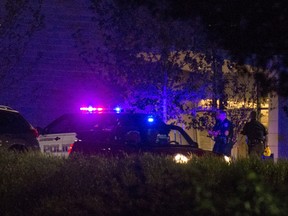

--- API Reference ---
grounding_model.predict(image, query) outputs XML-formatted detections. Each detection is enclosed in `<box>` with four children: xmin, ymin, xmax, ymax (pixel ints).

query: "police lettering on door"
<box><xmin>43</xmin><ymin>144</ymin><xmax>71</xmax><ymax>153</ymax></box>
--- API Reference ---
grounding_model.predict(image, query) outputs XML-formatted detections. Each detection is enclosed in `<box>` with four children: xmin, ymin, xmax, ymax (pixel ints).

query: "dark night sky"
<box><xmin>132</xmin><ymin>0</ymin><xmax>288</xmax><ymax>64</ymax></box>
<box><xmin>170</xmin><ymin>0</ymin><xmax>288</xmax><ymax>60</ymax></box>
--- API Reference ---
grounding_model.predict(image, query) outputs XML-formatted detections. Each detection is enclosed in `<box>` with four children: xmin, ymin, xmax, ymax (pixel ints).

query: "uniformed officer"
<box><xmin>209</xmin><ymin>110</ymin><xmax>234</xmax><ymax>156</ymax></box>
<box><xmin>241</xmin><ymin>111</ymin><xmax>268</xmax><ymax>158</ymax></box>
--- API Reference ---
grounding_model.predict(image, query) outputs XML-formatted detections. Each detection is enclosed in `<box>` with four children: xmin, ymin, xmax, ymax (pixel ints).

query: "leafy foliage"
<box><xmin>74</xmin><ymin>1</ymin><xmax>271</xmax><ymax>138</ymax></box>
<box><xmin>82</xmin><ymin>0</ymin><xmax>214</xmax><ymax>121</ymax></box>
<box><xmin>0</xmin><ymin>151</ymin><xmax>287</xmax><ymax>216</ymax></box>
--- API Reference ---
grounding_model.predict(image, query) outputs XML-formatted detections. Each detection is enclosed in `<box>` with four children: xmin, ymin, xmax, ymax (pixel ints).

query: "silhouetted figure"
<box><xmin>241</xmin><ymin>111</ymin><xmax>268</xmax><ymax>158</ymax></box>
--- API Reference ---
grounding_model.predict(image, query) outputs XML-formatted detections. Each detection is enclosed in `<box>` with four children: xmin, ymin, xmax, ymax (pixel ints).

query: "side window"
<box><xmin>47</xmin><ymin>118</ymin><xmax>75</xmax><ymax>134</ymax></box>
<box><xmin>169</xmin><ymin>129</ymin><xmax>190</xmax><ymax>145</ymax></box>
<box><xmin>0</xmin><ymin>112</ymin><xmax>30</xmax><ymax>134</ymax></box>
<box><xmin>79</xmin><ymin>115</ymin><xmax>118</xmax><ymax>132</ymax></box>
<box><xmin>97</xmin><ymin>116</ymin><xmax>118</xmax><ymax>131</ymax></box>
<box><xmin>146</xmin><ymin>128</ymin><xmax>163</xmax><ymax>144</ymax></box>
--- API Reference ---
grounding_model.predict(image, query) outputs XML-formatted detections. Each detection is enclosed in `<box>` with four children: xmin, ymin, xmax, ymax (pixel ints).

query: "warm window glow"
<box><xmin>198</xmin><ymin>99</ymin><xmax>268</xmax><ymax>109</ymax></box>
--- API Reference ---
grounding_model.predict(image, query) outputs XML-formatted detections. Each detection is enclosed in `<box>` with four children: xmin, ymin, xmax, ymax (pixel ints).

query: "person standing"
<box><xmin>241</xmin><ymin>111</ymin><xmax>268</xmax><ymax>158</ymax></box>
<box><xmin>209</xmin><ymin>110</ymin><xmax>234</xmax><ymax>156</ymax></box>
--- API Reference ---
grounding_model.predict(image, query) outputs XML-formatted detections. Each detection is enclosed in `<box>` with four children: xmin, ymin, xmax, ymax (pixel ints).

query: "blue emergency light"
<box><xmin>147</xmin><ymin>116</ymin><xmax>154</xmax><ymax>123</ymax></box>
<box><xmin>114</xmin><ymin>107</ymin><xmax>122</xmax><ymax>113</ymax></box>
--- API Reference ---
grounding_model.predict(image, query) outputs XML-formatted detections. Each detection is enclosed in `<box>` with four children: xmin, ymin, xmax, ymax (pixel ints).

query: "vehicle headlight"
<box><xmin>174</xmin><ymin>153</ymin><xmax>189</xmax><ymax>164</ymax></box>
<box><xmin>224</xmin><ymin>155</ymin><xmax>232</xmax><ymax>164</ymax></box>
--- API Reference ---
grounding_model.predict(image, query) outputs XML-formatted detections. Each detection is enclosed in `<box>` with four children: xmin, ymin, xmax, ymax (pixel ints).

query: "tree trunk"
<box><xmin>163</xmin><ymin>69</ymin><xmax>168</xmax><ymax>122</ymax></box>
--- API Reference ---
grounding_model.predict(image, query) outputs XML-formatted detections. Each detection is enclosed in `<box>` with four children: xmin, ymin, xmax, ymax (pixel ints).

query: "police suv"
<box><xmin>38</xmin><ymin>106</ymin><xmax>223</xmax><ymax>162</ymax></box>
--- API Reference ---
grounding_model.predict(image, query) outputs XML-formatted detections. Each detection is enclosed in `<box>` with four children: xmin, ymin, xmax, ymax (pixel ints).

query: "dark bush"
<box><xmin>0</xmin><ymin>150</ymin><xmax>287</xmax><ymax>216</ymax></box>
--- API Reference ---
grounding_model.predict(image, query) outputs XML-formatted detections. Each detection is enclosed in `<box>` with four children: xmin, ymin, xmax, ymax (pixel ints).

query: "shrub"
<box><xmin>0</xmin><ymin>150</ymin><xmax>288</xmax><ymax>216</ymax></box>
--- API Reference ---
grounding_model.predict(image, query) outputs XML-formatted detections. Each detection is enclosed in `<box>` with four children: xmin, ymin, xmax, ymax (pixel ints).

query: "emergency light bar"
<box><xmin>80</xmin><ymin>106</ymin><xmax>101</xmax><ymax>112</ymax></box>
<box><xmin>80</xmin><ymin>106</ymin><xmax>122</xmax><ymax>113</ymax></box>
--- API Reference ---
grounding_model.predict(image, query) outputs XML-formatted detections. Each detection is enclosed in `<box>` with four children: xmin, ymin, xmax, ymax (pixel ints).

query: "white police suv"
<box><xmin>38</xmin><ymin>106</ymin><xmax>202</xmax><ymax>158</ymax></box>
<box><xmin>37</xmin><ymin>106</ymin><xmax>131</xmax><ymax>157</ymax></box>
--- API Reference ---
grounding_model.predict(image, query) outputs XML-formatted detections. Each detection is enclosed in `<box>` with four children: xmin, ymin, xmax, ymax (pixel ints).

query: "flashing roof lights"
<box><xmin>80</xmin><ymin>106</ymin><xmax>122</xmax><ymax>113</ymax></box>
<box><xmin>80</xmin><ymin>106</ymin><xmax>100</xmax><ymax>112</ymax></box>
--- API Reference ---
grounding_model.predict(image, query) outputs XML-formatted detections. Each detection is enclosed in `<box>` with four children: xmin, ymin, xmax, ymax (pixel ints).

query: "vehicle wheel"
<box><xmin>9</xmin><ymin>145</ymin><xmax>28</xmax><ymax>153</ymax></box>
<box><xmin>125</xmin><ymin>130</ymin><xmax>141</xmax><ymax>145</ymax></box>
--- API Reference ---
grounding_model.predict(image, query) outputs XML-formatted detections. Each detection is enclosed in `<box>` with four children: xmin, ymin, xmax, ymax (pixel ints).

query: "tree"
<box><xmin>71</xmin><ymin>0</ymin><xmax>265</xmax><ymax>143</ymax></box>
<box><xmin>77</xmin><ymin>0</ymin><xmax>213</xmax><ymax>122</ymax></box>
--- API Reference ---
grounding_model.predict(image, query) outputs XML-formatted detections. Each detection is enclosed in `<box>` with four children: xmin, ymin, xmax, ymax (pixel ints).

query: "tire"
<box><xmin>9</xmin><ymin>145</ymin><xmax>28</xmax><ymax>153</ymax></box>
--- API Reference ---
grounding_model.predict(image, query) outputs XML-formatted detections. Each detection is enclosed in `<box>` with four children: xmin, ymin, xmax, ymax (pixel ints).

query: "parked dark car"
<box><xmin>0</xmin><ymin>105</ymin><xmax>40</xmax><ymax>152</ymax></box>
<box><xmin>68</xmin><ymin>110</ymin><xmax>223</xmax><ymax>163</ymax></box>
